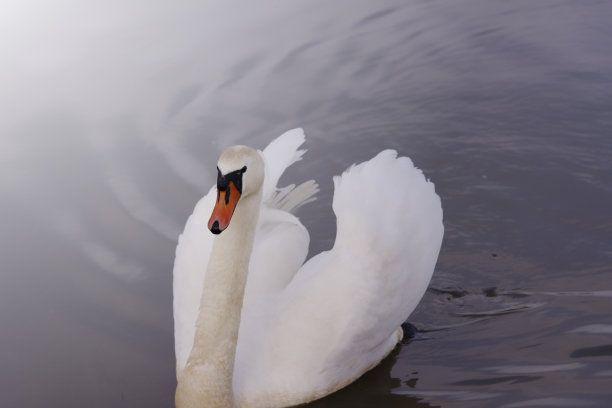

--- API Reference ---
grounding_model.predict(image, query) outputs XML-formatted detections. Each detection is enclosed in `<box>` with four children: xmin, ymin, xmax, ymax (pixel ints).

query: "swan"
<box><xmin>173</xmin><ymin>128</ymin><xmax>443</xmax><ymax>408</ymax></box>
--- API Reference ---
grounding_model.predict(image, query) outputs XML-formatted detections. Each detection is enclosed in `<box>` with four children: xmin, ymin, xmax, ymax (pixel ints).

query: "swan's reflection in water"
<box><xmin>306</xmin><ymin>346</ymin><xmax>435</xmax><ymax>408</ymax></box>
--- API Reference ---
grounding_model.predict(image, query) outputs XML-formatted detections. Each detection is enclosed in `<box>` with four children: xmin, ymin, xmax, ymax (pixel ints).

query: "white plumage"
<box><xmin>173</xmin><ymin>128</ymin><xmax>443</xmax><ymax>407</ymax></box>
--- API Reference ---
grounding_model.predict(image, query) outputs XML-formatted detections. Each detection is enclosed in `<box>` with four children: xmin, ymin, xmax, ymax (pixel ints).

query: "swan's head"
<box><xmin>207</xmin><ymin>145</ymin><xmax>264</xmax><ymax>235</ymax></box>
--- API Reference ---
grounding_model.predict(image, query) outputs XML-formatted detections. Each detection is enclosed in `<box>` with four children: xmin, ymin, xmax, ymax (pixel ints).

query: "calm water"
<box><xmin>2</xmin><ymin>0</ymin><xmax>612</xmax><ymax>406</ymax></box>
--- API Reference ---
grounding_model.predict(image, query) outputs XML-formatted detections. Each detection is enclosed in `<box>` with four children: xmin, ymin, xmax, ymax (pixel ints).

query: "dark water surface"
<box><xmin>2</xmin><ymin>0</ymin><xmax>612</xmax><ymax>406</ymax></box>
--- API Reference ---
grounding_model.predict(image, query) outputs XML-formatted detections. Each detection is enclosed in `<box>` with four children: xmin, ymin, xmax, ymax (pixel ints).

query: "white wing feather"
<box><xmin>234</xmin><ymin>150</ymin><xmax>443</xmax><ymax>405</ymax></box>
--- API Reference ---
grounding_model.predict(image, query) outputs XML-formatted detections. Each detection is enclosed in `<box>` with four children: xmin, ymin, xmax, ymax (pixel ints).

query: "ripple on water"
<box><xmin>570</xmin><ymin>345</ymin><xmax>612</xmax><ymax>359</ymax></box>
<box><xmin>500</xmin><ymin>397</ymin><xmax>597</xmax><ymax>407</ymax></box>
<box><xmin>394</xmin><ymin>389</ymin><xmax>501</xmax><ymax>402</ymax></box>
<box><xmin>485</xmin><ymin>362</ymin><xmax>584</xmax><ymax>375</ymax></box>
<box><xmin>569</xmin><ymin>323</ymin><xmax>612</xmax><ymax>335</ymax></box>
<box><xmin>452</xmin><ymin>302</ymin><xmax>545</xmax><ymax>318</ymax></box>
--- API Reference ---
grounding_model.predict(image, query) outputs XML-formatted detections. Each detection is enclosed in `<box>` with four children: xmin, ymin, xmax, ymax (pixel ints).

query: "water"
<box><xmin>2</xmin><ymin>0</ymin><xmax>612</xmax><ymax>406</ymax></box>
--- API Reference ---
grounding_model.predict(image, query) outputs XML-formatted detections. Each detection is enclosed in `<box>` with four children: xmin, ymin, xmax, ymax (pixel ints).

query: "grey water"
<box><xmin>2</xmin><ymin>0</ymin><xmax>612</xmax><ymax>406</ymax></box>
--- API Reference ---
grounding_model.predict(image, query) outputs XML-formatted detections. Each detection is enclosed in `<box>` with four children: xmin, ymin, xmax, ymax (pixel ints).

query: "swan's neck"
<box><xmin>175</xmin><ymin>190</ymin><xmax>261</xmax><ymax>408</ymax></box>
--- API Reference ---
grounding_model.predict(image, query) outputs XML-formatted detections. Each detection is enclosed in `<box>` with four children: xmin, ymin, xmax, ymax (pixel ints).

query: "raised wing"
<box><xmin>234</xmin><ymin>150</ymin><xmax>444</xmax><ymax>404</ymax></box>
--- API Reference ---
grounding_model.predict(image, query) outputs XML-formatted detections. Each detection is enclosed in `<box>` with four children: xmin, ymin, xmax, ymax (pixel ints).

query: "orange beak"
<box><xmin>208</xmin><ymin>181</ymin><xmax>241</xmax><ymax>234</ymax></box>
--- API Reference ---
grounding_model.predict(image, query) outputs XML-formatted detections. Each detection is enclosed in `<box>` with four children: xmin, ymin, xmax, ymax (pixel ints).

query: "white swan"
<box><xmin>173</xmin><ymin>129</ymin><xmax>443</xmax><ymax>408</ymax></box>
